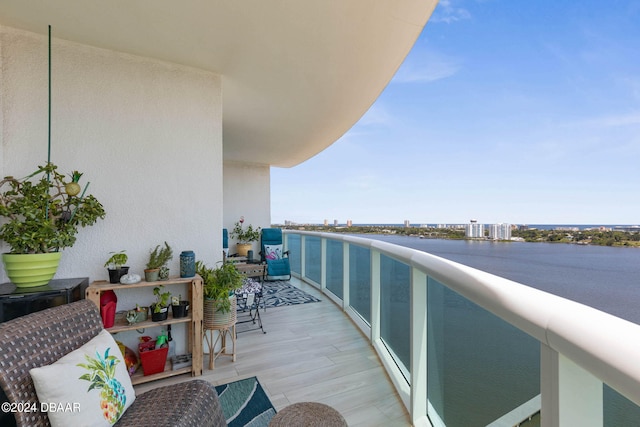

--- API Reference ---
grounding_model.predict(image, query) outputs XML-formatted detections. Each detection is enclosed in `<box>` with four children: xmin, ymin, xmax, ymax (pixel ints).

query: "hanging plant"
<box><xmin>0</xmin><ymin>163</ymin><xmax>105</xmax><ymax>254</ymax></box>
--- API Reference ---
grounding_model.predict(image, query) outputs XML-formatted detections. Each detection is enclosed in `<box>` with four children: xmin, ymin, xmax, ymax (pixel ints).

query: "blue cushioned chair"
<box><xmin>261</xmin><ymin>228</ymin><xmax>291</xmax><ymax>281</ymax></box>
<box><xmin>222</xmin><ymin>228</ymin><xmax>229</xmax><ymax>257</ymax></box>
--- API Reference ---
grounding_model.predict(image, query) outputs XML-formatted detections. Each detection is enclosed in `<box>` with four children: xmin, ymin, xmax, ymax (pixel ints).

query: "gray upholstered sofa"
<box><xmin>0</xmin><ymin>299</ymin><xmax>226</xmax><ymax>427</ymax></box>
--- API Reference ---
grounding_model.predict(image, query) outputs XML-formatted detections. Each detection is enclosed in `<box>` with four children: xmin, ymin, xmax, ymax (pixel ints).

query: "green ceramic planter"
<box><xmin>2</xmin><ymin>252</ymin><xmax>62</xmax><ymax>288</ymax></box>
<box><xmin>144</xmin><ymin>268</ymin><xmax>160</xmax><ymax>282</ymax></box>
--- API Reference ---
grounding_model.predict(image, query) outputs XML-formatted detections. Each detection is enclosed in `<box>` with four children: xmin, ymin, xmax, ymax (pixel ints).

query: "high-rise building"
<box><xmin>324</xmin><ymin>219</ymin><xmax>329</xmax><ymax>226</ymax></box>
<box><xmin>489</xmin><ymin>223</ymin><xmax>511</xmax><ymax>240</ymax></box>
<box><xmin>346</xmin><ymin>219</ymin><xmax>353</xmax><ymax>227</ymax></box>
<box><xmin>404</xmin><ymin>220</ymin><xmax>411</xmax><ymax>227</ymax></box>
<box><xmin>334</xmin><ymin>219</ymin><xmax>338</xmax><ymax>226</ymax></box>
<box><xmin>466</xmin><ymin>219</ymin><xmax>484</xmax><ymax>238</ymax></box>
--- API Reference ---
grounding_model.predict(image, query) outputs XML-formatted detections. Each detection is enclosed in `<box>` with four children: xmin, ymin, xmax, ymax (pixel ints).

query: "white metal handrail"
<box><xmin>284</xmin><ymin>230</ymin><xmax>640</xmax><ymax>426</ymax></box>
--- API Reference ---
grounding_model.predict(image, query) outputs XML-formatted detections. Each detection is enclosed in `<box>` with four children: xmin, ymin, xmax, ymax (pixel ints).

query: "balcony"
<box><xmin>135</xmin><ymin>275</ymin><xmax>410</xmax><ymax>426</ymax></box>
<box><xmin>277</xmin><ymin>231</ymin><xmax>640</xmax><ymax>426</ymax></box>
<box><xmin>139</xmin><ymin>230</ymin><xmax>640</xmax><ymax>426</ymax></box>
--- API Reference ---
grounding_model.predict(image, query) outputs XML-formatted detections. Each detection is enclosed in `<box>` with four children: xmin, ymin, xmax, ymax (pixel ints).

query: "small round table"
<box><xmin>203</xmin><ymin>297</ymin><xmax>237</xmax><ymax>369</ymax></box>
<box><xmin>268</xmin><ymin>402</ymin><xmax>347</xmax><ymax>427</ymax></box>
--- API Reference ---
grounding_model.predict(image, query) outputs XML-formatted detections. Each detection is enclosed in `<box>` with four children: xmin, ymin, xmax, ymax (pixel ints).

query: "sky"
<box><xmin>270</xmin><ymin>0</ymin><xmax>640</xmax><ymax>226</ymax></box>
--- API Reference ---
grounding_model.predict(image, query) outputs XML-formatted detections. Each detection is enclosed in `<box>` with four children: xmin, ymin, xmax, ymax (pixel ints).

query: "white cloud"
<box><xmin>392</xmin><ymin>50</ymin><xmax>461</xmax><ymax>83</ymax></box>
<box><xmin>357</xmin><ymin>103</ymin><xmax>394</xmax><ymax>127</ymax></box>
<box><xmin>430</xmin><ymin>0</ymin><xmax>471</xmax><ymax>24</ymax></box>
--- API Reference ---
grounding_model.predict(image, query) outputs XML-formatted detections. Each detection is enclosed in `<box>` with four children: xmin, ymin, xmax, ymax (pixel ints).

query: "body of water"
<box><xmin>367</xmin><ymin>234</ymin><xmax>640</xmax><ymax>324</ymax></box>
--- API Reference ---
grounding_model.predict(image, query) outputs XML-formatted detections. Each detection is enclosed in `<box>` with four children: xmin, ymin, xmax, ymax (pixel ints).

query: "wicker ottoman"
<box><xmin>268</xmin><ymin>402</ymin><xmax>347</xmax><ymax>427</ymax></box>
<box><xmin>116</xmin><ymin>379</ymin><xmax>226</xmax><ymax>426</ymax></box>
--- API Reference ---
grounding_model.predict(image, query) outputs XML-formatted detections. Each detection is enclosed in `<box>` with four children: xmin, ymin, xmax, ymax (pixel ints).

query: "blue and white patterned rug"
<box><xmin>215</xmin><ymin>376</ymin><xmax>275</xmax><ymax>427</ymax></box>
<box><xmin>262</xmin><ymin>281</ymin><xmax>321</xmax><ymax>308</ymax></box>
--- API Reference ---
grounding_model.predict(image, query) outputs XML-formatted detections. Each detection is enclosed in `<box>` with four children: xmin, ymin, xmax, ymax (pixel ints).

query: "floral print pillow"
<box><xmin>264</xmin><ymin>244</ymin><xmax>283</xmax><ymax>260</ymax></box>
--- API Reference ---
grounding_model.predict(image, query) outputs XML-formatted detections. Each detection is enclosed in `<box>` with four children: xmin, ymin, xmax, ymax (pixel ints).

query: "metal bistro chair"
<box><xmin>235</xmin><ymin>277</ymin><xmax>266</xmax><ymax>334</ymax></box>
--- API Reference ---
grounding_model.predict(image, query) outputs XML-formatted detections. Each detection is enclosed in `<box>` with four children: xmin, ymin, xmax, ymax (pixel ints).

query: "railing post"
<box><xmin>540</xmin><ymin>343</ymin><xmax>603</xmax><ymax>427</ymax></box>
<box><xmin>411</xmin><ymin>267</ymin><xmax>428</xmax><ymax>425</ymax></box>
<box><xmin>342</xmin><ymin>241</ymin><xmax>350</xmax><ymax>310</ymax></box>
<box><xmin>320</xmin><ymin>237</ymin><xmax>327</xmax><ymax>291</ymax></box>
<box><xmin>300</xmin><ymin>234</ymin><xmax>306</xmax><ymax>279</ymax></box>
<box><xmin>371</xmin><ymin>249</ymin><xmax>381</xmax><ymax>343</ymax></box>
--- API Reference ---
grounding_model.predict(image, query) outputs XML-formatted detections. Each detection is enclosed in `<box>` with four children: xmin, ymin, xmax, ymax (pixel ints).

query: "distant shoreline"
<box><xmin>278</xmin><ymin>224</ymin><xmax>640</xmax><ymax>248</ymax></box>
<box><xmin>279</xmin><ymin>223</ymin><xmax>639</xmax><ymax>231</ymax></box>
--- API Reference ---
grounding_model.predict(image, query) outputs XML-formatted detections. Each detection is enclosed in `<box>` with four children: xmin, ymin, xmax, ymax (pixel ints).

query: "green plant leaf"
<box><xmin>0</xmin><ymin>163</ymin><xmax>105</xmax><ymax>253</ymax></box>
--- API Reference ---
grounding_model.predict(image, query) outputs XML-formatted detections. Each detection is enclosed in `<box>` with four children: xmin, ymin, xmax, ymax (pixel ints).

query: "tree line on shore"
<box><xmin>513</xmin><ymin>228</ymin><xmax>640</xmax><ymax>247</ymax></box>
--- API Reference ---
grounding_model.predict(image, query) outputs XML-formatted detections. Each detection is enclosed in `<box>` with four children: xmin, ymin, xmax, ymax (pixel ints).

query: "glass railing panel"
<box><xmin>304</xmin><ymin>235</ymin><xmax>322</xmax><ymax>284</ymax></box>
<box><xmin>326</xmin><ymin>239</ymin><xmax>344</xmax><ymax>299</ymax></box>
<box><xmin>286</xmin><ymin>233</ymin><xmax>301</xmax><ymax>274</ymax></box>
<box><xmin>349</xmin><ymin>244</ymin><xmax>371</xmax><ymax>324</ymax></box>
<box><xmin>604</xmin><ymin>385</ymin><xmax>640</xmax><ymax>426</ymax></box>
<box><xmin>427</xmin><ymin>277</ymin><xmax>540</xmax><ymax>427</ymax></box>
<box><xmin>380</xmin><ymin>254</ymin><xmax>410</xmax><ymax>373</ymax></box>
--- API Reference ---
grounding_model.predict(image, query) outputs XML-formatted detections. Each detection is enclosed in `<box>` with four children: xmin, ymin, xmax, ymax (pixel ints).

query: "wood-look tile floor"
<box><xmin>135</xmin><ymin>278</ymin><xmax>411</xmax><ymax>426</ymax></box>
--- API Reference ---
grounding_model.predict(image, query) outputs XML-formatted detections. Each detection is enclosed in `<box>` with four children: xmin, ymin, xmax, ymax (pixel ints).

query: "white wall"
<box><xmin>0</xmin><ymin>26</ymin><xmax>223</xmax><ymax>283</ymax></box>
<box><xmin>223</xmin><ymin>161</ymin><xmax>271</xmax><ymax>256</ymax></box>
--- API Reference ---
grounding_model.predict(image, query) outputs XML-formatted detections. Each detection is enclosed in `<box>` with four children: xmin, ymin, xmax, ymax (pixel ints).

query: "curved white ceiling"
<box><xmin>0</xmin><ymin>0</ymin><xmax>438</xmax><ymax>167</ymax></box>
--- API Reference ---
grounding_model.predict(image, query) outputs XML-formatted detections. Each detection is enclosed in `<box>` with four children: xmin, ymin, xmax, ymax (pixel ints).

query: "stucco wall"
<box><xmin>223</xmin><ymin>161</ymin><xmax>271</xmax><ymax>256</ymax></box>
<box><xmin>0</xmin><ymin>26</ymin><xmax>223</xmax><ymax>285</ymax></box>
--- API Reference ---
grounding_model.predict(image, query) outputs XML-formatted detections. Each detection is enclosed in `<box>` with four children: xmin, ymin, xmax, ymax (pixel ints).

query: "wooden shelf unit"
<box><xmin>86</xmin><ymin>276</ymin><xmax>203</xmax><ymax>385</ymax></box>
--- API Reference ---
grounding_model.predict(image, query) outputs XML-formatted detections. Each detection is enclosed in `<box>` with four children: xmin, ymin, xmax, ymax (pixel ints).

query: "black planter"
<box><xmin>171</xmin><ymin>301</ymin><xmax>189</xmax><ymax>318</ymax></box>
<box><xmin>151</xmin><ymin>305</ymin><xmax>169</xmax><ymax>322</ymax></box>
<box><xmin>108</xmin><ymin>267</ymin><xmax>130</xmax><ymax>284</ymax></box>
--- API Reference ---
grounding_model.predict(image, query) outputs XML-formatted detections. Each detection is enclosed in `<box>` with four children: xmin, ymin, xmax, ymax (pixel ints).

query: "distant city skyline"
<box><xmin>279</xmin><ymin>219</ymin><xmax>638</xmax><ymax>228</ymax></box>
<box><xmin>271</xmin><ymin>1</ymin><xmax>640</xmax><ymax>225</ymax></box>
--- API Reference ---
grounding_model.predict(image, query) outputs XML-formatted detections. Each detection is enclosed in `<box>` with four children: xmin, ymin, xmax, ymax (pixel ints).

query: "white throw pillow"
<box><xmin>30</xmin><ymin>329</ymin><xmax>136</xmax><ymax>427</ymax></box>
<box><xmin>264</xmin><ymin>244</ymin><xmax>283</xmax><ymax>260</ymax></box>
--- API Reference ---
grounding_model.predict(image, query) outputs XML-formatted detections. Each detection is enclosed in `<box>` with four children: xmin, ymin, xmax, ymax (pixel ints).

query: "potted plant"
<box><xmin>125</xmin><ymin>304</ymin><xmax>148</xmax><ymax>324</ymax></box>
<box><xmin>159</xmin><ymin>265</ymin><xmax>170</xmax><ymax>281</ymax></box>
<box><xmin>196</xmin><ymin>260</ymin><xmax>243</xmax><ymax>328</ymax></box>
<box><xmin>138</xmin><ymin>333</ymin><xmax>169</xmax><ymax>375</ymax></box>
<box><xmin>144</xmin><ymin>242</ymin><xmax>173</xmax><ymax>282</ymax></box>
<box><xmin>230</xmin><ymin>216</ymin><xmax>261</xmax><ymax>257</ymax></box>
<box><xmin>0</xmin><ymin>163</ymin><xmax>105</xmax><ymax>287</ymax></box>
<box><xmin>104</xmin><ymin>250</ymin><xmax>129</xmax><ymax>283</ymax></box>
<box><xmin>171</xmin><ymin>294</ymin><xmax>189</xmax><ymax>318</ymax></box>
<box><xmin>135</xmin><ymin>304</ymin><xmax>149</xmax><ymax>322</ymax></box>
<box><xmin>151</xmin><ymin>285</ymin><xmax>171</xmax><ymax>321</ymax></box>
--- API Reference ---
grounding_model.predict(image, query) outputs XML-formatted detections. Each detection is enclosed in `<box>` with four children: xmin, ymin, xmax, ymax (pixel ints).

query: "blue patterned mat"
<box><xmin>262</xmin><ymin>281</ymin><xmax>321</xmax><ymax>308</ymax></box>
<box><xmin>215</xmin><ymin>376</ymin><xmax>276</xmax><ymax>427</ymax></box>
